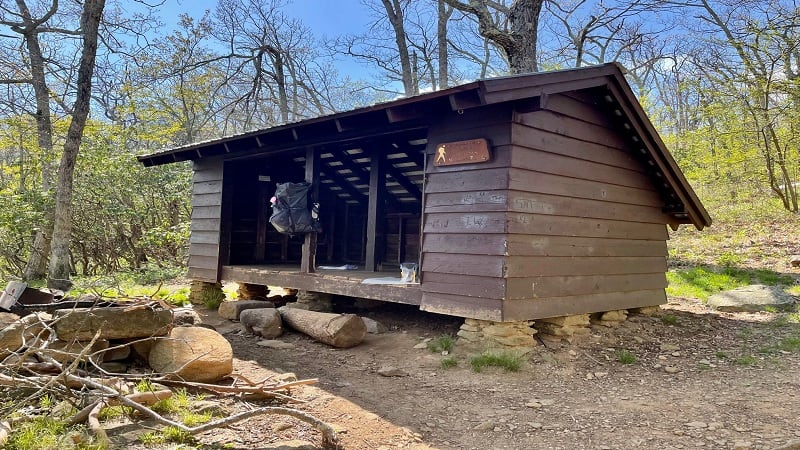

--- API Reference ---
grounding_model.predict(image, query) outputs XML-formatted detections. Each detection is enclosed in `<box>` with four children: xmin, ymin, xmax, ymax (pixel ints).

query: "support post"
<box><xmin>301</xmin><ymin>147</ymin><xmax>319</xmax><ymax>273</ymax></box>
<box><xmin>365</xmin><ymin>147</ymin><xmax>386</xmax><ymax>271</ymax></box>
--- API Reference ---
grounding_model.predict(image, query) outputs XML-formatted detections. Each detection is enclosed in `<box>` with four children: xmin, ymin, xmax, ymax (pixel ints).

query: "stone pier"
<box><xmin>456</xmin><ymin>319</ymin><xmax>537</xmax><ymax>355</ymax></box>
<box><xmin>188</xmin><ymin>281</ymin><xmax>224</xmax><ymax>306</ymax></box>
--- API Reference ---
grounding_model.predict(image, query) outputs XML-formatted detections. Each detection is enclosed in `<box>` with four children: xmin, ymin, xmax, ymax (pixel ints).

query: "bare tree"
<box><xmin>47</xmin><ymin>0</ymin><xmax>107</xmax><ymax>287</ymax></box>
<box><xmin>444</xmin><ymin>0</ymin><xmax>544</xmax><ymax>74</ymax></box>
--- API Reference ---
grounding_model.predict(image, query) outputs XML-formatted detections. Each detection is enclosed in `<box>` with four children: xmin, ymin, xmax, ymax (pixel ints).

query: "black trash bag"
<box><xmin>269</xmin><ymin>182</ymin><xmax>319</xmax><ymax>235</ymax></box>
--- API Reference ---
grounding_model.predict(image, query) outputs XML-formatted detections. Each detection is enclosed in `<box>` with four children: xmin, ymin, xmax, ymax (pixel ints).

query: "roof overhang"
<box><xmin>138</xmin><ymin>63</ymin><xmax>711</xmax><ymax>230</ymax></box>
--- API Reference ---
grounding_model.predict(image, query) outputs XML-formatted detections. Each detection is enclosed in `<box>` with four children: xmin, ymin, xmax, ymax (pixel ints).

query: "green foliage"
<box><xmin>734</xmin><ymin>355</ymin><xmax>758</xmax><ymax>366</ymax></box>
<box><xmin>6</xmin><ymin>417</ymin><xmax>65</xmax><ymax>450</ymax></box>
<box><xmin>440</xmin><ymin>357</ymin><xmax>458</xmax><ymax>369</ymax></box>
<box><xmin>469</xmin><ymin>351</ymin><xmax>522</xmax><ymax>373</ymax></box>
<box><xmin>427</xmin><ymin>335</ymin><xmax>454</xmax><ymax>354</ymax></box>
<box><xmin>201</xmin><ymin>287</ymin><xmax>225</xmax><ymax>309</ymax></box>
<box><xmin>661</xmin><ymin>314</ymin><xmax>679</xmax><ymax>326</ymax></box>
<box><xmin>151</xmin><ymin>388</ymin><xmax>192</xmax><ymax>415</ymax></box>
<box><xmin>666</xmin><ymin>266</ymin><xmax>794</xmax><ymax>300</ymax></box>
<box><xmin>182</xmin><ymin>411</ymin><xmax>212</xmax><ymax>427</ymax></box>
<box><xmin>616</xmin><ymin>350</ymin><xmax>637</xmax><ymax>364</ymax></box>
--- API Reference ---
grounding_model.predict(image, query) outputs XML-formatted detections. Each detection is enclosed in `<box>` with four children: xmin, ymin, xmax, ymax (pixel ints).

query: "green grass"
<box><xmin>715</xmin><ymin>351</ymin><xmax>729</xmax><ymax>359</ymax></box>
<box><xmin>200</xmin><ymin>287</ymin><xmax>226</xmax><ymax>309</ymax></box>
<box><xmin>661</xmin><ymin>314</ymin><xmax>679</xmax><ymax>326</ymax></box>
<box><xmin>151</xmin><ymin>388</ymin><xmax>191</xmax><ymax>415</ymax></box>
<box><xmin>440</xmin><ymin>357</ymin><xmax>458</xmax><ymax>369</ymax></box>
<box><xmin>666</xmin><ymin>266</ymin><xmax>795</xmax><ymax>300</ymax></box>
<box><xmin>734</xmin><ymin>355</ymin><xmax>758</xmax><ymax>366</ymax></box>
<box><xmin>616</xmin><ymin>350</ymin><xmax>637</xmax><ymax>364</ymax></box>
<box><xmin>469</xmin><ymin>351</ymin><xmax>522</xmax><ymax>373</ymax></box>
<box><xmin>6</xmin><ymin>417</ymin><xmax>65</xmax><ymax>450</ymax></box>
<box><xmin>427</xmin><ymin>334</ymin><xmax>454</xmax><ymax>354</ymax></box>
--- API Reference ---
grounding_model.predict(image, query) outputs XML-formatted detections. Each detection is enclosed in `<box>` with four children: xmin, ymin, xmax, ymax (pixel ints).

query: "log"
<box><xmin>278</xmin><ymin>307</ymin><xmax>366</xmax><ymax>348</ymax></box>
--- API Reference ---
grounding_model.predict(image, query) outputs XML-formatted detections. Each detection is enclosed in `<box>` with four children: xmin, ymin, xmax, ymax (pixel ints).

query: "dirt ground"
<box><xmin>148</xmin><ymin>294</ymin><xmax>800</xmax><ymax>450</ymax></box>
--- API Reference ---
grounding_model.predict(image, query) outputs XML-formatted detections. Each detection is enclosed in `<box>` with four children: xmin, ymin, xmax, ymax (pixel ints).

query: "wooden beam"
<box><xmin>319</xmin><ymin>167</ymin><xmax>368</xmax><ymax>205</ymax></box>
<box><xmin>365</xmin><ymin>150</ymin><xmax>386</xmax><ymax>271</ymax></box>
<box><xmin>301</xmin><ymin>147</ymin><xmax>319</xmax><ymax>273</ymax></box>
<box><xmin>386</xmin><ymin>163</ymin><xmax>422</xmax><ymax>201</ymax></box>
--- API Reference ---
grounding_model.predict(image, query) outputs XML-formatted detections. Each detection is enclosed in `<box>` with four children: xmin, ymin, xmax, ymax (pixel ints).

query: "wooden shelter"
<box><xmin>139</xmin><ymin>63</ymin><xmax>710</xmax><ymax>322</ymax></box>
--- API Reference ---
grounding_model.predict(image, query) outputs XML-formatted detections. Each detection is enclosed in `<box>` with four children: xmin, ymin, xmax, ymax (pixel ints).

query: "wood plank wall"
<box><xmin>420</xmin><ymin>105</ymin><xmax>513</xmax><ymax>321</ymax></box>
<box><xmin>502</xmin><ymin>92</ymin><xmax>670</xmax><ymax>320</ymax></box>
<box><xmin>187</xmin><ymin>159</ymin><xmax>224</xmax><ymax>282</ymax></box>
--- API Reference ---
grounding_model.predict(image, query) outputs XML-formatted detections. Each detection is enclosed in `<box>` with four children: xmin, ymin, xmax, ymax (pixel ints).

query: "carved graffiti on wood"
<box><xmin>434</xmin><ymin>138</ymin><xmax>491</xmax><ymax>166</ymax></box>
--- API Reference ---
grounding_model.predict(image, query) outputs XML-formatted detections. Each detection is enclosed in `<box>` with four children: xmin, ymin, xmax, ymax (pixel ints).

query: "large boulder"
<box><xmin>148</xmin><ymin>327</ymin><xmax>233</xmax><ymax>382</ymax></box>
<box><xmin>707</xmin><ymin>284</ymin><xmax>796</xmax><ymax>312</ymax></box>
<box><xmin>53</xmin><ymin>307</ymin><xmax>173</xmax><ymax>341</ymax></box>
<box><xmin>0</xmin><ymin>312</ymin><xmax>51</xmax><ymax>358</ymax></box>
<box><xmin>240</xmin><ymin>308</ymin><xmax>282</xmax><ymax>338</ymax></box>
<box><xmin>218</xmin><ymin>300</ymin><xmax>274</xmax><ymax>321</ymax></box>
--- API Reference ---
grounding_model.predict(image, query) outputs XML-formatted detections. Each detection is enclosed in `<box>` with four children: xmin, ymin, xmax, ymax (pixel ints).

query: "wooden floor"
<box><xmin>221</xmin><ymin>265</ymin><xmax>422</xmax><ymax>305</ymax></box>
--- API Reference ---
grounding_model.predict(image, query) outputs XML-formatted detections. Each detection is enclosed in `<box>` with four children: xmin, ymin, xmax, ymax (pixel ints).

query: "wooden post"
<box><xmin>254</xmin><ymin>181</ymin><xmax>270</xmax><ymax>262</ymax></box>
<box><xmin>301</xmin><ymin>147</ymin><xmax>319</xmax><ymax>273</ymax></box>
<box><xmin>365</xmin><ymin>147</ymin><xmax>385</xmax><ymax>271</ymax></box>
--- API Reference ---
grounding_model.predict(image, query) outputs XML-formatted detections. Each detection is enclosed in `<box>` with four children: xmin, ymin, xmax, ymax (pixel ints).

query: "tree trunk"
<box><xmin>508</xmin><ymin>0</ymin><xmax>543</xmax><ymax>74</ymax></box>
<box><xmin>15</xmin><ymin>0</ymin><xmax>56</xmax><ymax>281</ymax></box>
<box><xmin>278</xmin><ymin>308</ymin><xmax>366</xmax><ymax>348</ymax></box>
<box><xmin>47</xmin><ymin>0</ymin><xmax>106</xmax><ymax>287</ymax></box>
<box><xmin>381</xmin><ymin>0</ymin><xmax>417</xmax><ymax>96</ymax></box>
<box><xmin>437</xmin><ymin>0</ymin><xmax>452</xmax><ymax>88</ymax></box>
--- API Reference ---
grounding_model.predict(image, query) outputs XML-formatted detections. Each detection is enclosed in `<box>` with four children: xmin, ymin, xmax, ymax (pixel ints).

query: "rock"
<box><xmin>172</xmin><ymin>307</ymin><xmax>202</xmax><ymax>326</ymax></box>
<box><xmin>289</xmin><ymin>291</ymin><xmax>333</xmax><ymax>312</ymax></box>
<box><xmin>660</xmin><ymin>343</ymin><xmax>680</xmax><ymax>352</ymax></box>
<box><xmin>130</xmin><ymin>338</ymin><xmax>157</xmax><ymax>360</ymax></box>
<box><xmin>630</xmin><ymin>305</ymin><xmax>661</xmax><ymax>316</ymax></box>
<box><xmin>732</xmin><ymin>441</ymin><xmax>753</xmax><ymax>450</ymax></box>
<box><xmin>53</xmin><ymin>307</ymin><xmax>173</xmax><ymax>341</ymax></box>
<box><xmin>102</xmin><ymin>343</ymin><xmax>131</xmax><ymax>362</ymax></box>
<box><xmin>148</xmin><ymin>327</ymin><xmax>233</xmax><ymax>382</ymax></box>
<box><xmin>686</xmin><ymin>421</ymin><xmax>708</xmax><ymax>428</ymax></box>
<box><xmin>45</xmin><ymin>339</ymin><xmax>110</xmax><ymax>363</ymax></box>
<box><xmin>0</xmin><ymin>312</ymin><xmax>51</xmax><ymax>358</ymax></box>
<box><xmin>218</xmin><ymin>300</ymin><xmax>274</xmax><ymax>321</ymax></box>
<box><xmin>664</xmin><ymin>366</ymin><xmax>680</xmax><ymax>374</ymax></box>
<box><xmin>473</xmin><ymin>421</ymin><xmax>497</xmax><ymax>432</ymax></box>
<box><xmin>707</xmin><ymin>284</ymin><xmax>795</xmax><ymax>312</ymax></box>
<box><xmin>377</xmin><ymin>366</ymin><xmax>407</xmax><ymax>377</ymax></box>
<box><xmin>362</xmin><ymin>317</ymin><xmax>387</xmax><ymax>334</ymax></box>
<box><xmin>240</xmin><ymin>308</ymin><xmax>282</xmax><ymax>338</ymax></box>
<box><xmin>256</xmin><ymin>339</ymin><xmax>295</xmax><ymax>349</ymax></box>
<box><xmin>791</xmin><ymin>255</ymin><xmax>800</xmax><ymax>268</ymax></box>
<box><xmin>413</xmin><ymin>342</ymin><xmax>428</xmax><ymax>349</ymax></box>
<box><xmin>236</xmin><ymin>283</ymin><xmax>270</xmax><ymax>301</ymax></box>
<box><xmin>99</xmin><ymin>362</ymin><xmax>128</xmax><ymax>373</ymax></box>
<box><xmin>260</xmin><ymin>440</ymin><xmax>316</xmax><ymax>450</ymax></box>
<box><xmin>591</xmin><ymin>309</ymin><xmax>628</xmax><ymax>327</ymax></box>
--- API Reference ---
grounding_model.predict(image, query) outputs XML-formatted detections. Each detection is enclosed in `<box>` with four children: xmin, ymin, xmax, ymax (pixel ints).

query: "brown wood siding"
<box><xmin>506</xmin><ymin>273</ymin><xmax>667</xmax><ymax>300</ymax></box>
<box><xmin>419</xmin><ymin>105</ymin><xmax>512</xmax><ymax>320</ymax></box>
<box><xmin>503</xmin><ymin>289</ymin><xmax>667</xmax><ymax>321</ymax></box>
<box><xmin>499</xmin><ymin>103</ymin><xmax>672</xmax><ymax>320</ymax></box>
<box><xmin>188</xmin><ymin>159</ymin><xmax>224</xmax><ymax>282</ymax></box>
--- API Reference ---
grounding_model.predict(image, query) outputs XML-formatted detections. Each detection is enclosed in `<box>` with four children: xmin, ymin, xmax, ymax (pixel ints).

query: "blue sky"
<box><xmin>161</xmin><ymin>0</ymin><xmax>372</xmax><ymax>38</ymax></box>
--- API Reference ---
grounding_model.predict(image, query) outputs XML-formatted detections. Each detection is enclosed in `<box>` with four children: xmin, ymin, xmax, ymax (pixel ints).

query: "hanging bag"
<box><xmin>269</xmin><ymin>182</ymin><xmax>319</xmax><ymax>235</ymax></box>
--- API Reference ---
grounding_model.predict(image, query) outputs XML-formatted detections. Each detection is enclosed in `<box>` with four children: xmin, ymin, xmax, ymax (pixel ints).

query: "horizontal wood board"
<box><xmin>188</xmin><ymin>159</ymin><xmax>224</xmax><ymax>282</ymax></box>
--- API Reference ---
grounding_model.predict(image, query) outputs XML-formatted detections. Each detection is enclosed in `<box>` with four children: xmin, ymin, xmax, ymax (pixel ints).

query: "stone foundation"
<box><xmin>236</xmin><ymin>282</ymin><xmax>270</xmax><ymax>300</ymax></box>
<box><xmin>535</xmin><ymin>314</ymin><xmax>591</xmax><ymax>342</ymax></box>
<box><xmin>629</xmin><ymin>305</ymin><xmax>661</xmax><ymax>316</ymax></box>
<box><xmin>590</xmin><ymin>309</ymin><xmax>628</xmax><ymax>327</ymax></box>
<box><xmin>189</xmin><ymin>281</ymin><xmax>223</xmax><ymax>306</ymax></box>
<box><xmin>456</xmin><ymin>319</ymin><xmax>537</xmax><ymax>355</ymax></box>
<box><xmin>287</xmin><ymin>290</ymin><xmax>333</xmax><ymax>312</ymax></box>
